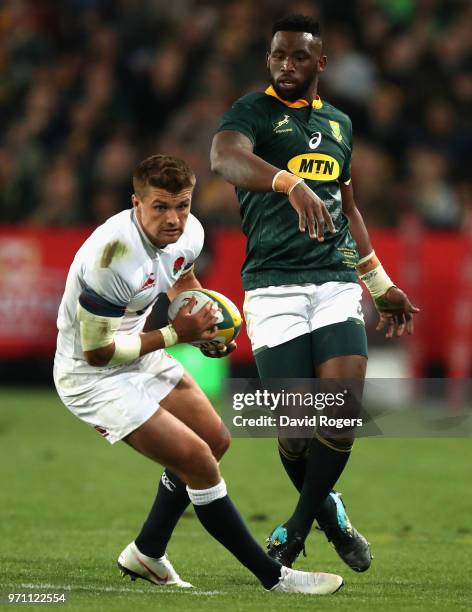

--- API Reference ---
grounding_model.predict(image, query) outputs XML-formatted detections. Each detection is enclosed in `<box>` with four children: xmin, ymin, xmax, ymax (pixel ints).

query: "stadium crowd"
<box><xmin>0</xmin><ymin>0</ymin><xmax>470</xmax><ymax>229</ymax></box>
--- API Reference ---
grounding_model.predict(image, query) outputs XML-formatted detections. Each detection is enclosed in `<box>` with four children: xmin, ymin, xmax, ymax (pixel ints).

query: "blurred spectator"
<box><xmin>407</xmin><ymin>148</ymin><xmax>462</xmax><ymax>228</ymax></box>
<box><xmin>94</xmin><ymin>133</ymin><xmax>136</xmax><ymax>195</ymax></box>
<box><xmin>29</xmin><ymin>155</ymin><xmax>80</xmax><ymax>225</ymax></box>
<box><xmin>91</xmin><ymin>187</ymin><xmax>124</xmax><ymax>224</ymax></box>
<box><xmin>322</xmin><ymin>27</ymin><xmax>377</xmax><ymax>104</ymax></box>
<box><xmin>363</xmin><ymin>83</ymin><xmax>406</xmax><ymax>156</ymax></box>
<box><xmin>351</xmin><ymin>140</ymin><xmax>397</xmax><ymax>226</ymax></box>
<box><xmin>0</xmin><ymin>0</ymin><xmax>470</xmax><ymax>231</ymax></box>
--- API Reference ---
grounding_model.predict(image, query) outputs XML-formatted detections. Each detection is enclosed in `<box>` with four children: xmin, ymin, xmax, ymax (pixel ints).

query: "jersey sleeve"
<box><xmin>186</xmin><ymin>214</ymin><xmax>204</xmax><ymax>264</ymax></box>
<box><xmin>217</xmin><ymin>98</ymin><xmax>267</xmax><ymax>144</ymax></box>
<box><xmin>340</xmin><ymin>118</ymin><xmax>353</xmax><ymax>184</ymax></box>
<box><xmin>80</xmin><ymin>256</ymin><xmax>134</xmax><ymax>316</ymax></box>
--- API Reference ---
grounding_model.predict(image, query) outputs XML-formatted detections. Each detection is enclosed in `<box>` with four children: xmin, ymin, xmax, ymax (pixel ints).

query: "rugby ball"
<box><xmin>167</xmin><ymin>289</ymin><xmax>242</xmax><ymax>346</ymax></box>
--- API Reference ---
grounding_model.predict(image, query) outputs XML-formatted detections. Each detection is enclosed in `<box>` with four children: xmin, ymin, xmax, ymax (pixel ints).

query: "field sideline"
<box><xmin>1</xmin><ymin>388</ymin><xmax>470</xmax><ymax>611</ymax></box>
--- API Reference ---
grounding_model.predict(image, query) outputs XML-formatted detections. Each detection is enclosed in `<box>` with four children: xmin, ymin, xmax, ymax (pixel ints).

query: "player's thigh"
<box><xmin>124</xmin><ymin>407</ymin><xmax>219</xmax><ymax>487</ymax></box>
<box><xmin>244</xmin><ymin>285</ymin><xmax>313</xmax><ymax>377</ymax></box>
<box><xmin>254</xmin><ymin>333</ymin><xmax>314</xmax><ymax>378</ymax></box>
<box><xmin>316</xmin><ymin>353</ymin><xmax>366</xmax><ymax>420</ymax></box>
<box><xmin>159</xmin><ymin>371</ymin><xmax>230</xmax><ymax>459</ymax></box>
<box><xmin>54</xmin><ymin>365</ymin><xmax>165</xmax><ymax>444</ymax></box>
<box><xmin>311</xmin><ymin>282</ymin><xmax>368</xmax><ymax>368</ymax></box>
<box><xmin>315</xmin><ymin>354</ymin><xmax>367</xmax><ymax>447</ymax></box>
<box><xmin>317</xmin><ymin>354</ymin><xmax>367</xmax><ymax>379</ymax></box>
<box><xmin>244</xmin><ymin>285</ymin><xmax>311</xmax><ymax>356</ymax></box>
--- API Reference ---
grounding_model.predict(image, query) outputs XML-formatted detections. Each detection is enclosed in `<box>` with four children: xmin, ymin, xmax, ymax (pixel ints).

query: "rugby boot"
<box><xmin>269</xmin><ymin>565</ymin><xmax>343</xmax><ymax>594</ymax></box>
<box><xmin>266</xmin><ymin>525</ymin><xmax>306</xmax><ymax>568</ymax></box>
<box><xmin>117</xmin><ymin>541</ymin><xmax>192</xmax><ymax>587</ymax></box>
<box><xmin>317</xmin><ymin>491</ymin><xmax>372</xmax><ymax>572</ymax></box>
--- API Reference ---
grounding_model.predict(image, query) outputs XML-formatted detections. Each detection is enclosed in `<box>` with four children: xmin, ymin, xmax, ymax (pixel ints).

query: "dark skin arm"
<box><xmin>341</xmin><ymin>182</ymin><xmax>420</xmax><ymax>338</ymax></box>
<box><xmin>211</xmin><ymin>130</ymin><xmax>336</xmax><ymax>240</ymax></box>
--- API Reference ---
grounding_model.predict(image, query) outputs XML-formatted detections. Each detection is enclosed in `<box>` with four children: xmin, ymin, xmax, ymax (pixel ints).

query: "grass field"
<box><xmin>1</xmin><ymin>388</ymin><xmax>471</xmax><ymax>611</ymax></box>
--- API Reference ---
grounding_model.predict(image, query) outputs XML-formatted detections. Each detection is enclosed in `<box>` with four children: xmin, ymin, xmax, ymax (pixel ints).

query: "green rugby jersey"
<box><xmin>217</xmin><ymin>86</ymin><xmax>359</xmax><ymax>290</ymax></box>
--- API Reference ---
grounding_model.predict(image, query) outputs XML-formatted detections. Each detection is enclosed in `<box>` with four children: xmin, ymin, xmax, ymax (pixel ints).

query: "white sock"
<box><xmin>186</xmin><ymin>479</ymin><xmax>227</xmax><ymax>505</ymax></box>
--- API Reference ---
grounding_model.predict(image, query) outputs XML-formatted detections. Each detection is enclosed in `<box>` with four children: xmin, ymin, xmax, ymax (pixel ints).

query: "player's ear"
<box><xmin>318</xmin><ymin>54</ymin><xmax>327</xmax><ymax>73</ymax></box>
<box><xmin>266</xmin><ymin>50</ymin><xmax>271</xmax><ymax>69</ymax></box>
<box><xmin>131</xmin><ymin>194</ymin><xmax>139</xmax><ymax>208</ymax></box>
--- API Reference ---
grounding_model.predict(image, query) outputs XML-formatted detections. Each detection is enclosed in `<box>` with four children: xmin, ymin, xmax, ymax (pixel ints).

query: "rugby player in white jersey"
<box><xmin>53</xmin><ymin>154</ymin><xmax>344</xmax><ymax>595</ymax></box>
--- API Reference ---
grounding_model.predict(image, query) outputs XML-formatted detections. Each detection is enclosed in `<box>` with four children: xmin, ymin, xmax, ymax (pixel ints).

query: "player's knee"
<box><xmin>209</xmin><ymin>425</ymin><xmax>231</xmax><ymax>460</ymax></box>
<box><xmin>184</xmin><ymin>440</ymin><xmax>218</xmax><ymax>482</ymax></box>
<box><xmin>278</xmin><ymin>436</ymin><xmax>311</xmax><ymax>460</ymax></box>
<box><xmin>321</xmin><ymin>435</ymin><xmax>354</xmax><ymax>453</ymax></box>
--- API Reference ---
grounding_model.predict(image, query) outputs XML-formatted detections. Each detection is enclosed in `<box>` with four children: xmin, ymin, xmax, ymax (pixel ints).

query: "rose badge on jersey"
<box><xmin>173</xmin><ymin>257</ymin><xmax>185</xmax><ymax>277</ymax></box>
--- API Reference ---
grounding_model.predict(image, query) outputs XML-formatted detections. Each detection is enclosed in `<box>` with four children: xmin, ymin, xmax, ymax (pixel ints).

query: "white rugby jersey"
<box><xmin>54</xmin><ymin>209</ymin><xmax>204</xmax><ymax>374</ymax></box>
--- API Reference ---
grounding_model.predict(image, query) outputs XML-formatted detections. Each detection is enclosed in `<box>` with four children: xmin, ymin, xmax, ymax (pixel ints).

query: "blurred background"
<box><xmin>0</xmin><ymin>0</ymin><xmax>471</xmax><ymax>389</ymax></box>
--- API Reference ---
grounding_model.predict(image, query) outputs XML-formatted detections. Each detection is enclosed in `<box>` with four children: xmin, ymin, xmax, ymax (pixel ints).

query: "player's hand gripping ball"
<box><xmin>168</xmin><ymin>289</ymin><xmax>242</xmax><ymax>348</ymax></box>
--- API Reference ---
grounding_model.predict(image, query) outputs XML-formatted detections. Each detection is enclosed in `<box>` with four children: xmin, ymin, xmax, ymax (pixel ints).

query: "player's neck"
<box><xmin>303</xmin><ymin>80</ymin><xmax>319</xmax><ymax>104</ymax></box>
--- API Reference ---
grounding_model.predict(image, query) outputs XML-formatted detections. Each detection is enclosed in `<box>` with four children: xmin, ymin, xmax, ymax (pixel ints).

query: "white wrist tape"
<box><xmin>357</xmin><ymin>250</ymin><xmax>376</xmax><ymax>266</ymax></box>
<box><xmin>160</xmin><ymin>324</ymin><xmax>179</xmax><ymax>347</ymax></box>
<box><xmin>272</xmin><ymin>169</ymin><xmax>304</xmax><ymax>195</ymax></box>
<box><xmin>287</xmin><ymin>177</ymin><xmax>304</xmax><ymax>196</ymax></box>
<box><xmin>186</xmin><ymin>479</ymin><xmax>227</xmax><ymax>505</ymax></box>
<box><xmin>109</xmin><ymin>334</ymin><xmax>141</xmax><ymax>365</ymax></box>
<box><xmin>271</xmin><ymin>169</ymin><xmax>285</xmax><ymax>191</ymax></box>
<box><xmin>359</xmin><ymin>263</ymin><xmax>395</xmax><ymax>299</ymax></box>
<box><xmin>77</xmin><ymin>303</ymin><xmax>122</xmax><ymax>351</ymax></box>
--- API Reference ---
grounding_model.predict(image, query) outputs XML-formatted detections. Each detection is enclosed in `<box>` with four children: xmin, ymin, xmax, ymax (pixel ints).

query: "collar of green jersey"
<box><xmin>265</xmin><ymin>85</ymin><xmax>323</xmax><ymax>109</ymax></box>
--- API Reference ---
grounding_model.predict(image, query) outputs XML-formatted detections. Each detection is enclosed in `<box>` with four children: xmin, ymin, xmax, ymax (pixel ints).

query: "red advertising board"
<box><xmin>0</xmin><ymin>225</ymin><xmax>471</xmax><ymax>375</ymax></box>
<box><xmin>0</xmin><ymin>227</ymin><xmax>91</xmax><ymax>357</ymax></box>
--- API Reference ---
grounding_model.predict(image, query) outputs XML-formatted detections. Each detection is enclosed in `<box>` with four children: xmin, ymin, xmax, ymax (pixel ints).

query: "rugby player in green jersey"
<box><xmin>211</xmin><ymin>14</ymin><xmax>419</xmax><ymax>571</ymax></box>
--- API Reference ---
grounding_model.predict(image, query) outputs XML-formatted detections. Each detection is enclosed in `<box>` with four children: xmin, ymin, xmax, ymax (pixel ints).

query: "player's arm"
<box><xmin>78</xmin><ymin>288</ymin><xmax>218</xmax><ymax>367</ymax></box>
<box><xmin>167</xmin><ymin>268</ymin><xmax>201</xmax><ymax>302</ymax></box>
<box><xmin>211</xmin><ymin>130</ymin><xmax>335</xmax><ymax>241</ymax></box>
<box><xmin>341</xmin><ymin>182</ymin><xmax>420</xmax><ymax>338</ymax></box>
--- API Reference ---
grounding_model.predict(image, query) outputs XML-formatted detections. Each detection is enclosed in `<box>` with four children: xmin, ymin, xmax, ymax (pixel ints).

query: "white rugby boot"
<box><xmin>117</xmin><ymin>541</ymin><xmax>192</xmax><ymax>588</ymax></box>
<box><xmin>270</xmin><ymin>566</ymin><xmax>343</xmax><ymax>594</ymax></box>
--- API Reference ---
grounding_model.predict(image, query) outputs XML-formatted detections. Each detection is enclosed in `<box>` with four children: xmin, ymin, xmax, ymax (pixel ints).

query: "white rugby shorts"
<box><xmin>244</xmin><ymin>281</ymin><xmax>364</xmax><ymax>353</ymax></box>
<box><xmin>53</xmin><ymin>350</ymin><xmax>184</xmax><ymax>444</ymax></box>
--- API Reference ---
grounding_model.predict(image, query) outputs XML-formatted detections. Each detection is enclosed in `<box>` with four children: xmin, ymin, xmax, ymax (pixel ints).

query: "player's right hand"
<box><xmin>172</xmin><ymin>297</ymin><xmax>219</xmax><ymax>343</ymax></box>
<box><xmin>289</xmin><ymin>182</ymin><xmax>336</xmax><ymax>240</ymax></box>
<box><xmin>375</xmin><ymin>286</ymin><xmax>420</xmax><ymax>338</ymax></box>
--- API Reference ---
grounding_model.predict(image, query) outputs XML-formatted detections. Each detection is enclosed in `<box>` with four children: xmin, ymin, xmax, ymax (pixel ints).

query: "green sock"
<box><xmin>278</xmin><ymin>447</ymin><xmax>306</xmax><ymax>491</ymax></box>
<box><xmin>284</xmin><ymin>437</ymin><xmax>351</xmax><ymax>540</ymax></box>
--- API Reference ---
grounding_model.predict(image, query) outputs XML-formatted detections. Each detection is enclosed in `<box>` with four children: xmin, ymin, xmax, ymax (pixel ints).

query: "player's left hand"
<box><xmin>200</xmin><ymin>341</ymin><xmax>237</xmax><ymax>358</ymax></box>
<box><xmin>375</xmin><ymin>286</ymin><xmax>420</xmax><ymax>338</ymax></box>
